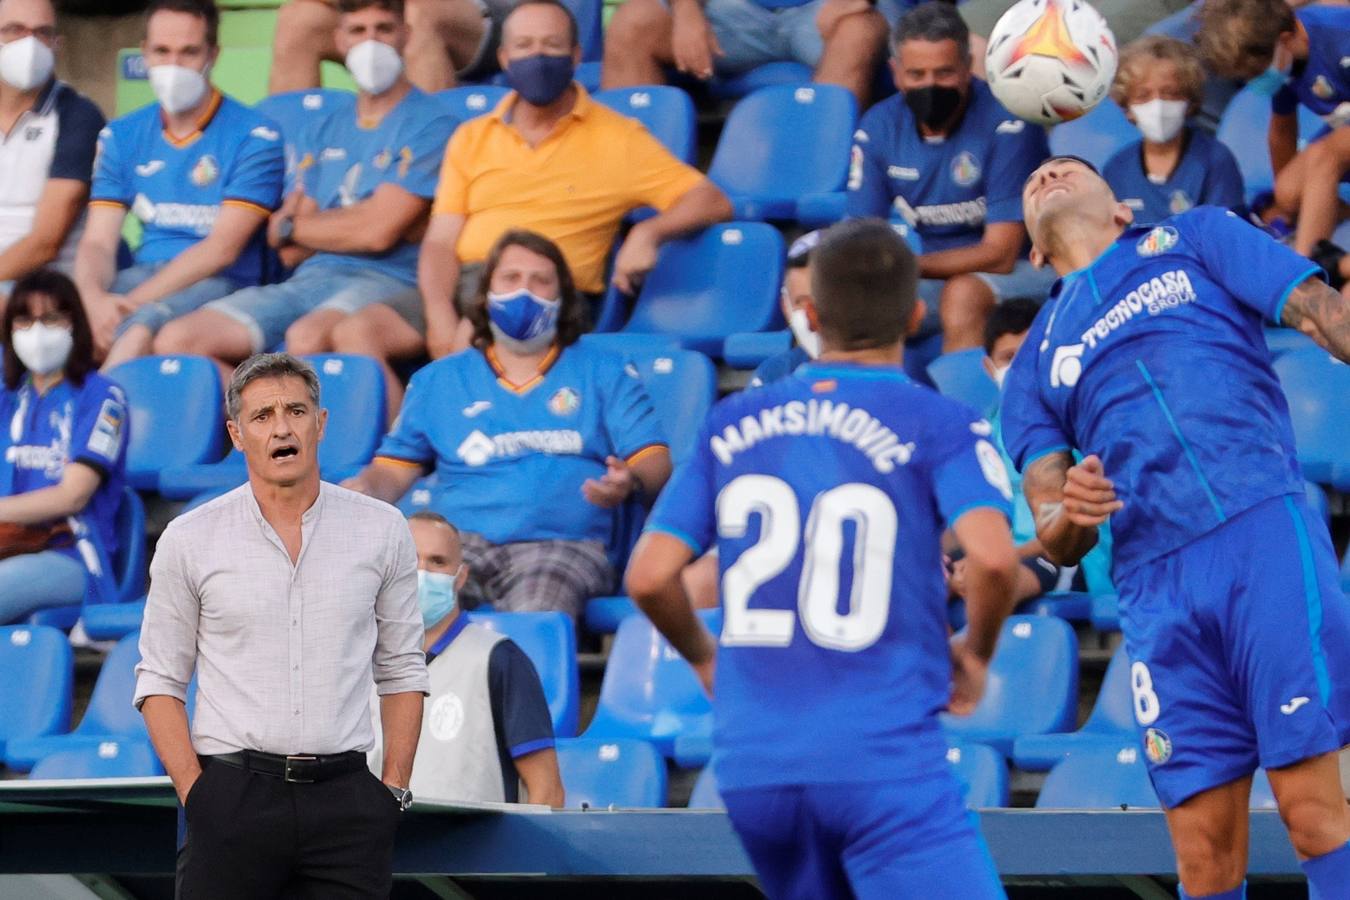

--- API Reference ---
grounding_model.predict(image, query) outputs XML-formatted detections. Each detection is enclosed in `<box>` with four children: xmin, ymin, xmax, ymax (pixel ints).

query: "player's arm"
<box><xmin>290</xmin><ymin>183</ymin><xmax>430</xmax><ymax>255</ymax></box>
<box><xmin>918</xmin><ymin>221</ymin><xmax>1022</xmax><ymax>279</ymax></box>
<box><xmin>948</xmin><ymin>506</ymin><xmax>1020</xmax><ymax>715</ymax></box>
<box><xmin>1281</xmin><ymin>274</ymin><xmax>1350</xmax><ymax>361</ymax></box>
<box><xmin>626</xmin><ymin>531</ymin><xmax>717</xmax><ymax>695</ymax></box>
<box><xmin>0</xmin><ymin>179</ymin><xmax>88</xmax><ymax>283</ymax></box>
<box><xmin>121</xmin><ymin>205</ymin><xmax>270</xmax><ymax>309</ymax></box>
<box><xmin>1021</xmin><ymin>450</ymin><xmax>1121</xmax><ymax>567</ymax></box>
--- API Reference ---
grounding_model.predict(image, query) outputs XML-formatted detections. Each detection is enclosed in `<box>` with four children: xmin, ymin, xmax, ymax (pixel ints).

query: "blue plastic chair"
<box><xmin>1273</xmin><ymin>349</ymin><xmax>1350</xmax><ymax>488</ymax></box>
<box><xmin>947</xmin><ymin>742</ymin><xmax>1010</xmax><ymax>809</ymax></box>
<box><xmin>29</xmin><ymin>739</ymin><xmax>163</xmax><ymax>780</ymax></box>
<box><xmin>723</xmin><ymin>331</ymin><xmax>792</xmax><ymax>370</ymax></box>
<box><xmin>157</xmin><ymin>451</ymin><xmax>246</xmax><ymax>502</ymax></box>
<box><xmin>564</xmin><ymin>0</ymin><xmax>603</xmax><ymax>62</ymax></box>
<box><xmin>614</xmin><ymin>223</ymin><xmax>785</xmax><ymax>355</ymax></box>
<box><xmin>82</xmin><ymin>600</ymin><xmax>147</xmax><ymax>642</ymax></box>
<box><xmin>253</xmin><ymin>88</ymin><xmax>355</xmax><ymax>145</ymax></box>
<box><xmin>941</xmin><ymin>616</ymin><xmax>1079</xmax><ymax>755</ymax></box>
<box><xmin>1217</xmin><ymin>86</ymin><xmax>1328</xmax><ymax>201</ymax></box>
<box><xmin>709</xmin><ymin>84</ymin><xmax>857</xmax><ymax>222</ymax></box>
<box><xmin>1035</xmin><ymin>744</ymin><xmax>1159</xmax><ymax>809</ymax></box>
<box><xmin>469</xmin><ymin>611</ymin><xmax>579</xmax><ymax>738</ymax></box>
<box><xmin>594</xmin><ymin>86</ymin><xmax>697</xmax><ymax>164</ymax></box>
<box><xmin>578</xmin><ymin>332</ymin><xmax>684</xmax><ymax>355</ymax></box>
<box><xmin>583</xmin><ymin>609</ymin><xmax>720</xmax><ymax>757</ymax></box>
<box><xmin>306</xmin><ymin>354</ymin><xmax>387</xmax><ymax>480</ymax></box>
<box><xmin>433</xmin><ymin>85</ymin><xmax>509</xmax><ymax>121</ymax></box>
<box><xmin>555</xmin><ymin>737</ymin><xmax>667</xmax><ymax>809</ymax></box>
<box><xmin>5</xmin><ymin>632</ymin><xmax>148</xmax><ymax>771</ymax></box>
<box><xmin>708</xmin><ymin>61</ymin><xmax>812</xmax><ymax>101</ymax></box>
<box><xmin>108</xmin><ymin>355</ymin><xmax>226</xmax><ymax>492</ymax></box>
<box><xmin>0</xmin><ymin>626</ymin><xmax>73</xmax><ymax>759</ymax></box>
<box><xmin>926</xmin><ymin>349</ymin><xmax>998</xmax><ymax>415</ymax></box>
<box><xmin>687</xmin><ymin>765</ymin><xmax>723</xmax><ymax>809</ymax></box>
<box><xmin>1091</xmin><ymin>592</ymin><xmax>1122</xmax><ymax>632</ymax></box>
<box><xmin>796</xmin><ymin>191</ymin><xmax>847</xmax><ymax>228</ymax></box>
<box><xmin>1048</xmin><ymin>98</ymin><xmax>1138</xmax><ymax>171</ymax></box>
<box><xmin>1013</xmin><ymin>642</ymin><xmax>1135</xmax><ymax>771</ymax></box>
<box><xmin>1264</xmin><ymin>328</ymin><xmax>1320</xmax><ymax>358</ymax></box>
<box><xmin>583</xmin><ymin>596</ymin><xmax>638</xmax><ymax>634</ymax></box>
<box><xmin>628</xmin><ymin>350</ymin><xmax>717</xmax><ymax>466</ymax></box>
<box><xmin>1251</xmin><ymin>769</ymin><xmax>1277</xmax><ymax>809</ymax></box>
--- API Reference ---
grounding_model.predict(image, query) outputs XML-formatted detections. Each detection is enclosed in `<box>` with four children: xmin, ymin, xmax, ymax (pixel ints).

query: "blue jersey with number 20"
<box><xmin>645</xmin><ymin>362</ymin><xmax>1013</xmax><ymax>791</ymax></box>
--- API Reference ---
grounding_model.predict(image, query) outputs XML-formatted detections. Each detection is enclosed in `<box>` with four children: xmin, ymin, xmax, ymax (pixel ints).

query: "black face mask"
<box><xmin>903</xmin><ymin>84</ymin><xmax>963</xmax><ymax>130</ymax></box>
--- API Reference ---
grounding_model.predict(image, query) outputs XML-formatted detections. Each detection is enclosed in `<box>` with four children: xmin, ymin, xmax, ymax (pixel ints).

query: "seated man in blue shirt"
<box><xmin>153</xmin><ymin>0</ymin><xmax>459</xmax><ymax>373</ymax></box>
<box><xmin>73</xmin><ymin>0</ymin><xmax>284</xmax><ymax>368</ymax></box>
<box><xmin>847</xmin><ymin>2</ymin><xmax>1053</xmax><ymax>352</ymax></box>
<box><xmin>749</xmin><ymin>230</ymin><xmax>820</xmax><ymax>389</ymax></box>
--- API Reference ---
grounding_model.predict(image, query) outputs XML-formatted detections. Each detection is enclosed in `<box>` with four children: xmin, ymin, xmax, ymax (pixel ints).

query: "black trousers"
<box><xmin>176</xmin><ymin>756</ymin><xmax>401</xmax><ymax>900</ymax></box>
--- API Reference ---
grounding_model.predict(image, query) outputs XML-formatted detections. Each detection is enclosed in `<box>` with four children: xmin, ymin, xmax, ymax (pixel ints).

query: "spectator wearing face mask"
<box><xmin>153</xmin><ymin>0</ymin><xmax>459</xmax><ymax>383</ymax></box>
<box><xmin>748</xmin><ymin>230</ymin><xmax>822</xmax><ymax>389</ymax></box>
<box><xmin>73</xmin><ymin>0</ymin><xmax>284</xmax><ymax>368</ymax></box>
<box><xmin>368</xmin><ymin>511</ymin><xmax>564</xmax><ymax>807</ymax></box>
<box><xmin>1101</xmin><ymin>36</ymin><xmax>1244</xmax><ymax>226</ymax></box>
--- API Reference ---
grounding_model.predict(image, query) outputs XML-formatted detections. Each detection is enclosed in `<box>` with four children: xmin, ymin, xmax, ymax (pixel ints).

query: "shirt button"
<box><xmin>293</xmin><ymin>664</ymin><xmax>299</xmax><ymax>671</ymax></box>
<box><xmin>294</xmin><ymin>709</ymin><xmax>300</xmax><ymax>716</ymax></box>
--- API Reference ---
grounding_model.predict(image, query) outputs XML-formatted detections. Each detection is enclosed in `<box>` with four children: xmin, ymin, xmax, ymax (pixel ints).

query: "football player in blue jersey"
<box><xmin>847</xmin><ymin>2</ymin><xmax>1053</xmax><ymax>352</ymax></box>
<box><xmin>626</xmin><ymin>218</ymin><xmax>1020</xmax><ymax>900</ymax></box>
<box><xmin>1003</xmin><ymin>155</ymin><xmax>1350</xmax><ymax>900</ymax></box>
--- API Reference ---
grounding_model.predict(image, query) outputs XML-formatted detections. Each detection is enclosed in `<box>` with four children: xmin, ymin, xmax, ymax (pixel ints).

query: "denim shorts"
<box><xmin>914</xmin><ymin>257</ymin><xmax>1059</xmax><ymax>330</ymax></box>
<box><xmin>112</xmin><ymin>263</ymin><xmax>241</xmax><ymax>338</ymax></box>
<box><xmin>205</xmin><ymin>264</ymin><xmax>411</xmax><ymax>354</ymax></box>
<box><xmin>699</xmin><ymin>0</ymin><xmax>827</xmax><ymax>74</ymax></box>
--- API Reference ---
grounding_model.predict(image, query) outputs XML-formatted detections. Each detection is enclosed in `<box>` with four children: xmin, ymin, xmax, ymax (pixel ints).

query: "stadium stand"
<box><xmin>1273</xmin><ymin>347</ymin><xmax>1350</xmax><ymax>489</ymax></box>
<box><xmin>926</xmin><ymin>347</ymin><xmax>998</xmax><ymax>414</ymax></box>
<box><xmin>1034</xmin><ymin>744</ymin><xmax>1159</xmax><ymax>810</ymax></box>
<box><xmin>687</xmin><ymin>766</ymin><xmax>724</xmax><ymax>810</ymax></box>
<box><xmin>555</xmin><ymin>737</ymin><xmax>668</xmax><ymax>809</ymax></box>
<box><xmin>468</xmin><ymin>611</ymin><xmax>581</xmax><ymax>738</ymax></box>
<box><xmin>29</xmin><ymin>739</ymin><xmax>164</xmax><ymax>780</ymax></box>
<box><xmin>110</xmin><ymin>356</ymin><xmax>226</xmax><ymax>493</ymax></box>
<box><xmin>595</xmin><ymin>86</ymin><xmax>698</xmax><ymax>165</ymax></box>
<box><xmin>433</xmin><ymin>85</ymin><xmax>511</xmax><ymax>122</ymax></box>
<box><xmin>948</xmin><ymin>742</ymin><xmax>1011</xmax><ymax>809</ymax></box>
<box><xmin>0</xmin><ymin>626</ymin><xmax>73</xmax><ymax>760</ymax></box>
<box><xmin>1012</xmin><ymin>642</ymin><xmax>1134</xmax><ymax>772</ymax></box>
<box><xmin>252</xmin><ymin>87</ymin><xmax>356</xmax><ymax>140</ymax></box>
<box><xmin>1046</xmin><ymin>98</ymin><xmax>1138</xmax><ymax>171</ymax></box>
<box><xmin>1215</xmin><ymin>85</ymin><xmax>1330</xmax><ymax>203</ymax></box>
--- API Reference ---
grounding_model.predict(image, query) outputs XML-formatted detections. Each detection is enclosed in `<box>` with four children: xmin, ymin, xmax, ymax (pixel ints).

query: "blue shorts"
<box><xmin>1118</xmin><ymin>493</ymin><xmax>1350</xmax><ymax>809</ymax></box>
<box><xmin>112</xmin><ymin>263</ymin><xmax>241</xmax><ymax>338</ymax></box>
<box><xmin>720</xmin><ymin>774</ymin><xmax>1005</xmax><ymax>900</ymax></box>
<box><xmin>699</xmin><ymin>0</ymin><xmax>825</xmax><ymax>74</ymax></box>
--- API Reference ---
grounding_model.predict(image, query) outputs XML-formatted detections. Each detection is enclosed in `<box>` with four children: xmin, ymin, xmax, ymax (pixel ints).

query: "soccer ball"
<box><xmin>985</xmin><ymin>0</ymin><xmax>1118</xmax><ymax>126</ymax></box>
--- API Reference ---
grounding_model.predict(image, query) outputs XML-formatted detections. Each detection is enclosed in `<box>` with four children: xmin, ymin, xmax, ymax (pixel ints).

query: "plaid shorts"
<box><xmin>458</xmin><ymin>532</ymin><xmax>613</xmax><ymax>618</ymax></box>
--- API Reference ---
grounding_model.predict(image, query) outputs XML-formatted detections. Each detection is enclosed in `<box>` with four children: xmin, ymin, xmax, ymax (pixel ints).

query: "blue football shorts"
<box><xmin>1117</xmin><ymin>492</ymin><xmax>1350</xmax><ymax>808</ymax></box>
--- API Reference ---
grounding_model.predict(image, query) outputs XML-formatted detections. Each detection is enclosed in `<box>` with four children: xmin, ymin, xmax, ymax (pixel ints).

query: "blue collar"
<box><xmin>426</xmin><ymin>613</ymin><xmax>470</xmax><ymax>662</ymax></box>
<box><xmin>795</xmin><ymin>360</ymin><xmax>910</xmax><ymax>382</ymax></box>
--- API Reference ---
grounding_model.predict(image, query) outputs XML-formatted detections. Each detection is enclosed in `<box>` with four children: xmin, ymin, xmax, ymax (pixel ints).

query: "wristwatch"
<box><xmin>388</xmin><ymin>784</ymin><xmax>413</xmax><ymax>812</ymax></box>
<box><xmin>274</xmin><ymin>215</ymin><xmax>295</xmax><ymax>246</ymax></box>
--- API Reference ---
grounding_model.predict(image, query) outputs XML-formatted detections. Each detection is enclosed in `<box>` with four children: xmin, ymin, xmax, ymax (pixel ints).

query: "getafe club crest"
<box><xmin>1136</xmin><ymin>226</ymin><xmax>1179</xmax><ymax>257</ymax></box>
<box><xmin>548</xmin><ymin>387</ymin><xmax>580</xmax><ymax>417</ymax></box>
<box><xmin>190</xmin><ymin>154</ymin><xmax>219</xmax><ymax>187</ymax></box>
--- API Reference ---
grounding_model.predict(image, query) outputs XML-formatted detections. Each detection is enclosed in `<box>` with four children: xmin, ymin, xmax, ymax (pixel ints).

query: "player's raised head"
<box><xmin>1022</xmin><ymin>155</ymin><xmax>1131</xmax><ymax>261</ymax></box>
<box><xmin>810</xmin><ymin>218</ymin><xmax>917</xmax><ymax>353</ymax></box>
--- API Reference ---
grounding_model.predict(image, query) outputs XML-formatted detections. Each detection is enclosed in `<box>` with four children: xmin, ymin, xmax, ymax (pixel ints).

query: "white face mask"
<box><xmin>0</xmin><ymin>36</ymin><xmax>54</xmax><ymax>92</ymax></box>
<box><xmin>149</xmin><ymin>63</ymin><xmax>209</xmax><ymax>115</ymax></box>
<box><xmin>992</xmin><ymin>363</ymin><xmax>1011</xmax><ymax>389</ymax></box>
<box><xmin>11</xmin><ymin>322</ymin><xmax>73</xmax><ymax>375</ymax></box>
<box><xmin>345</xmin><ymin>40</ymin><xmax>403</xmax><ymax>96</ymax></box>
<box><xmin>1130</xmin><ymin>98</ymin><xmax>1188</xmax><ymax>145</ymax></box>
<box><xmin>788</xmin><ymin>307</ymin><xmax>821</xmax><ymax>359</ymax></box>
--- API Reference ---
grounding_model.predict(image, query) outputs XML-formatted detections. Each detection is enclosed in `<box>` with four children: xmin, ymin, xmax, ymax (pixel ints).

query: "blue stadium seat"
<box><xmin>941</xmin><ymin>616</ymin><xmax>1078</xmax><ymax>755</ymax></box>
<box><xmin>108</xmin><ymin>355</ymin><xmax>226</xmax><ymax>492</ymax></box>
<box><xmin>947</xmin><ymin>742</ymin><xmax>1010</xmax><ymax>809</ymax></box>
<box><xmin>926</xmin><ymin>348</ymin><xmax>997</xmax><ymax>415</ymax></box>
<box><xmin>5</xmin><ymin>632</ymin><xmax>148</xmax><ymax>771</ymax></box>
<box><xmin>594</xmin><ymin>86</ymin><xmax>697</xmax><ymax>164</ymax></box>
<box><xmin>615</xmin><ymin>223</ymin><xmax>785</xmax><ymax>355</ymax></box>
<box><xmin>1272</xmin><ymin>348</ymin><xmax>1350</xmax><ymax>488</ymax></box>
<box><xmin>578</xmin><ymin>333</ymin><xmax>684</xmax><ymax>355</ymax></box>
<box><xmin>1048</xmin><ymin>99</ymin><xmax>1138</xmax><ymax>171</ymax></box>
<box><xmin>1217</xmin><ymin>86</ymin><xmax>1328</xmax><ymax>201</ymax></box>
<box><xmin>1013</xmin><ymin>642</ymin><xmax>1134</xmax><ymax>771</ymax></box>
<box><xmin>722</xmin><ymin>330</ymin><xmax>792</xmax><ymax>370</ymax></box>
<box><xmin>157</xmin><ymin>452</ymin><xmax>246</xmax><ymax>502</ymax></box>
<box><xmin>395</xmin><ymin>473</ymin><xmax>437</xmax><ymax>516</ymax></box>
<box><xmin>565</xmin><ymin>0</ymin><xmax>603</xmax><ymax>62</ymax></box>
<box><xmin>1021</xmin><ymin>590</ymin><xmax>1096</xmax><ymax>622</ymax></box>
<box><xmin>306</xmin><ymin>354</ymin><xmax>387</xmax><ymax>481</ymax></box>
<box><xmin>29</xmin><ymin>739</ymin><xmax>163</xmax><ymax>780</ymax></box>
<box><xmin>1342</xmin><ymin>546</ymin><xmax>1350</xmax><ymax>592</ymax></box>
<box><xmin>1251</xmin><ymin>769</ymin><xmax>1277</xmax><ymax>810</ymax></box>
<box><xmin>583</xmin><ymin>609</ymin><xmax>720</xmax><ymax>757</ymax></box>
<box><xmin>795</xmin><ymin>191</ymin><xmax>847</xmax><ymax>228</ymax></box>
<box><xmin>82</xmin><ymin>601</ymin><xmax>146</xmax><ymax>642</ymax></box>
<box><xmin>629</xmin><ymin>350</ymin><xmax>717</xmax><ymax>465</ymax></box>
<box><xmin>1264</xmin><ymin>327</ymin><xmax>1319</xmax><ymax>358</ymax></box>
<box><xmin>0</xmin><ymin>626</ymin><xmax>73</xmax><ymax>759</ymax></box>
<box><xmin>573</xmin><ymin>61</ymin><xmax>602</xmax><ymax>92</ymax></box>
<box><xmin>555</xmin><ymin>737</ymin><xmax>667</xmax><ymax>809</ymax></box>
<box><xmin>1091</xmin><ymin>592</ymin><xmax>1122</xmax><ymax>631</ymax></box>
<box><xmin>469</xmin><ymin>611</ymin><xmax>579</xmax><ymax>738</ymax></box>
<box><xmin>433</xmin><ymin>85</ymin><xmax>509</xmax><ymax>121</ymax></box>
<box><xmin>583</xmin><ymin>596</ymin><xmax>637</xmax><ymax>634</ymax></box>
<box><xmin>253</xmin><ymin>88</ymin><xmax>355</xmax><ymax>144</ymax></box>
<box><xmin>687</xmin><ymin>766</ymin><xmax>723</xmax><ymax>809</ymax></box>
<box><xmin>1035</xmin><ymin>744</ymin><xmax>1158</xmax><ymax>809</ymax></box>
<box><xmin>904</xmin><ymin>331</ymin><xmax>942</xmax><ymax>388</ymax></box>
<box><xmin>709</xmin><ymin>84</ymin><xmax>856</xmax><ymax>222</ymax></box>
<box><xmin>708</xmin><ymin>61</ymin><xmax>812</xmax><ymax>101</ymax></box>
<box><xmin>1306</xmin><ymin>479</ymin><xmax>1331</xmax><ymax>526</ymax></box>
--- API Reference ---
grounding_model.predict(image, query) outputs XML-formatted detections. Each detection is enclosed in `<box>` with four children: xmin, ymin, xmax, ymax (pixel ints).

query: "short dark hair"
<box><xmin>810</xmin><ymin>219</ymin><xmax>918</xmax><ymax>352</ymax></box>
<box><xmin>893</xmin><ymin>1</ymin><xmax>969</xmax><ymax>59</ymax></box>
<box><xmin>3</xmin><ymin>269</ymin><xmax>96</xmax><ymax>391</ymax></box>
<box><xmin>504</xmin><ymin>0</ymin><xmax>578</xmax><ymax>49</ymax></box>
<box><xmin>466</xmin><ymin>229</ymin><xmax>589</xmax><ymax>351</ymax></box>
<box><xmin>146</xmin><ymin>0</ymin><xmax>219</xmax><ymax>48</ymax></box>
<box><xmin>225</xmin><ymin>353</ymin><xmax>321</xmax><ymax>422</ymax></box>
<box><xmin>983</xmin><ymin>298</ymin><xmax>1041</xmax><ymax>356</ymax></box>
<box><xmin>409</xmin><ymin>510</ymin><xmax>460</xmax><ymax>540</ymax></box>
<box><xmin>337</xmin><ymin>0</ymin><xmax>404</xmax><ymax>16</ymax></box>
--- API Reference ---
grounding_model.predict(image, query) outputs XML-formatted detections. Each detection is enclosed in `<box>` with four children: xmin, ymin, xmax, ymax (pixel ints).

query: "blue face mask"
<box><xmin>417</xmin><ymin>568</ymin><xmax>459</xmax><ymax>628</ymax></box>
<box><xmin>505</xmin><ymin>53</ymin><xmax>574</xmax><ymax>106</ymax></box>
<box><xmin>487</xmin><ymin>288</ymin><xmax>560</xmax><ymax>352</ymax></box>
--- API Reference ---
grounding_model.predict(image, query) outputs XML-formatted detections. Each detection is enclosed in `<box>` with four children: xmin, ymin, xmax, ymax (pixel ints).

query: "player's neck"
<box><xmin>817</xmin><ymin>342</ymin><xmax>903</xmax><ymax>368</ymax></box>
<box><xmin>356</xmin><ymin>77</ymin><xmax>412</xmax><ymax>124</ymax></box>
<box><xmin>162</xmin><ymin>90</ymin><xmax>215</xmax><ymax>138</ymax></box>
<box><xmin>1045</xmin><ymin>215</ymin><xmax>1124</xmax><ymax>276</ymax></box>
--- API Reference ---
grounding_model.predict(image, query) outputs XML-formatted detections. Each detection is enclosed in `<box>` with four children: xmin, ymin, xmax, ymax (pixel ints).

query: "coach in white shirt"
<box><xmin>134</xmin><ymin>352</ymin><xmax>429</xmax><ymax>900</ymax></box>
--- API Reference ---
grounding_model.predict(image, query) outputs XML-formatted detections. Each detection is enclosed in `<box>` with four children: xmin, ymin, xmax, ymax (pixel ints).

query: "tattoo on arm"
<box><xmin>1281</xmin><ymin>276</ymin><xmax>1350</xmax><ymax>361</ymax></box>
<box><xmin>1022</xmin><ymin>451</ymin><xmax>1072</xmax><ymax>531</ymax></box>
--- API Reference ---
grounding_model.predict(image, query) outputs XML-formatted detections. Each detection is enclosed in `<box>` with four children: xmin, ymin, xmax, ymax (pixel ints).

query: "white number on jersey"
<box><xmin>1130</xmin><ymin>661</ymin><xmax>1161</xmax><ymax>726</ymax></box>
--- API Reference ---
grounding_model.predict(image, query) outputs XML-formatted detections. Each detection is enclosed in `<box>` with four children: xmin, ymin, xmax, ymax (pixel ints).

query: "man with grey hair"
<box><xmin>134</xmin><ymin>351</ymin><xmax>429</xmax><ymax>899</ymax></box>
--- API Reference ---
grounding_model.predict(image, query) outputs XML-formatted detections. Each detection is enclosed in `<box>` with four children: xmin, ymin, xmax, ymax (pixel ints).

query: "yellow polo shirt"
<box><xmin>432</xmin><ymin>86</ymin><xmax>707</xmax><ymax>293</ymax></box>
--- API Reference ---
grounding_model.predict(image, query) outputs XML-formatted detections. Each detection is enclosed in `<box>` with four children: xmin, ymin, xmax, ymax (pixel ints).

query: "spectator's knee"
<box><xmin>938</xmin><ymin>276</ymin><xmax>994</xmax><ymax>326</ymax></box>
<box><xmin>284</xmin><ymin>316</ymin><xmax>334</xmax><ymax>356</ymax></box>
<box><xmin>605</xmin><ymin>0</ymin><xmax>666</xmax><ymax>54</ymax></box>
<box><xmin>153</xmin><ymin>318</ymin><xmax>201</xmax><ymax>356</ymax></box>
<box><xmin>329</xmin><ymin>313</ymin><xmax>383</xmax><ymax>357</ymax></box>
<box><xmin>274</xmin><ymin>0</ymin><xmax>334</xmax><ymax>55</ymax></box>
<box><xmin>823</xmin><ymin>7</ymin><xmax>888</xmax><ymax>52</ymax></box>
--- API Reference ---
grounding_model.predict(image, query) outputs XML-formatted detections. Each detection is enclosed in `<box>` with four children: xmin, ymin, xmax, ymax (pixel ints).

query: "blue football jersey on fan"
<box><xmin>1275</xmin><ymin>5</ymin><xmax>1350</xmax><ymax>126</ymax></box>
<box><xmin>1000</xmin><ymin>206</ymin><xmax>1319</xmax><ymax>580</ymax></box>
<box><xmin>1102</xmin><ymin>129</ymin><xmax>1245</xmax><ymax>224</ymax></box>
<box><xmin>375</xmin><ymin>344</ymin><xmax>666</xmax><ymax>545</ymax></box>
<box><xmin>290</xmin><ymin>87</ymin><xmax>457</xmax><ymax>284</ymax></box>
<box><xmin>0</xmin><ymin>373</ymin><xmax>129</xmax><ymax>602</ymax></box>
<box><xmin>91</xmin><ymin>92</ymin><xmax>284</xmax><ymax>285</ymax></box>
<box><xmin>846</xmin><ymin>79</ymin><xmax>1049</xmax><ymax>253</ymax></box>
<box><xmin>646</xmin><ymin>362</ymin><xmax>1013</xmax><ymax>791</ymax></box>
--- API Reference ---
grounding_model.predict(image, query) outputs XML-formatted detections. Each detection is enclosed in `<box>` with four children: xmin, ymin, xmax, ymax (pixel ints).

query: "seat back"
<box><xmin>687</xmin><ymin>766</ymin><xmax>724</xmax><ymax>809</ymax></box>
<box><xmin>304</xmin><ymin>354</ymin><xmax>387</xmax><ymax>476</ymax></box>
<box><xmin>942</xmin><ymin>616</ymin><xmax>1079</xmax><ymax>742</ymax></box>
<box><xmin>561</xmin><ymin>0</ymin><xmax>603</xmax><ymax>61</ymax></box>
<box><xmin>29</xmin><ymin>739</ymin><xmax>164</xmax><ymax>779</ymax></box>
<box><xmin>0</xmin><ymin>626</ymin><xmax>73</xmax><ymax>745</ymax></box>
<box><xmin>1217</xmin><ymin>86</ymin><xmax>1327</xmax><ymax>200</ymax></box>
<box><xmin>469</xmin><ymin>612</ymin><xmax>580</xmax><ymax>737</ymax></box>
<box><xmin>926</xmin><ymin>349</ymin><xmax>998</xmax><ymax>415</ymax></box>
<box><xmin>109</xmin><ymin>356</ymin><xmax>225</xmax><ymax>490</ymax></box>
<box><xmin>628</xmin><ymin>350</ymin><xmax>717</xmax><ymax>465</ymax></box>
<box><xmin>620</xmin><ymin>224</ymin><xmax>785</xmax><ymax>353</ymax></box>
<box><xmin>583</xmin><ymin>610</ymin><xmax>721</xmax><ymax>755</ymax></box>
<box><xmin>708</xmin><ymin>84</ymin><xmax>857</xmax><ymax>207</ymax></box>
<box><xmin>1084</xmin><ymin>641</ymin><xmax>1136</xmax><ymax>734</ymax></box>
<box><xmin>555</xmin><ymin>737</ymin><xmax>667</xmax><ymax>808</ymax></box>
<box><xmin>1035</xmin><ymin>744</ymin><xmax>1159</xmax><ymax>809</ymax></box>
<box><xmin>112</xmin><ymin>487</ymin><xmax>147</xmax><ymax>603</ymax></box>
<box><xmin>947</xmin><ymin>743</ymin><xmax>1010</xmax><ymax>809</ymax></box>
<box><xmin>594</xmin><ymin>86</ymin><xmax>697</xmax><ymax>164</ymax></box>
<box><xmin>76</xmin><ymin>633</ymin><xmax>149</xmax><ymax>738</ymax></box>
<box><xmin>1273</xmin><ymin>349</ymin><xmax>1350</xmax><ymax>480</ymax></box>
<box><xmin>1048</xmin><ymin>99</ymin><xmax>1138</xmax><ymax>170</ymax></box>
<box><xmin>433</xmin><ymin>86</ymin><xmax>510</xmax><ymax>121</ymax></box>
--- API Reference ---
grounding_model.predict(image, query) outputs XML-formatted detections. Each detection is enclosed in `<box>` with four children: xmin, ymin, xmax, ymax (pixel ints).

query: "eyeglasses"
<box><xmin>13</xmin><ymin>311</ymin><xmax>71</xmax><ymax>330</ymax></box>
<box><xmin>0</xmin><ymin>23</ymin><xmax>58</xmax><ymax>43</ymax></box>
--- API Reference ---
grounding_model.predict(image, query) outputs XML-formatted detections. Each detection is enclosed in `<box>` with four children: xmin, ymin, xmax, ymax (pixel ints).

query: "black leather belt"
<box><xmin>210</xmin><ymin>749</ymin><xmax>367</xmax><ymax>784</ymax></box>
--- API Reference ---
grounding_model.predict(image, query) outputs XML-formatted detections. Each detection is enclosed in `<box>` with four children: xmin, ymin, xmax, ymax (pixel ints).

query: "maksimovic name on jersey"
<box><xmin>711</xmin><ymin>400</ymin><xmax>917</xmax><ymax>474</ymax></box>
